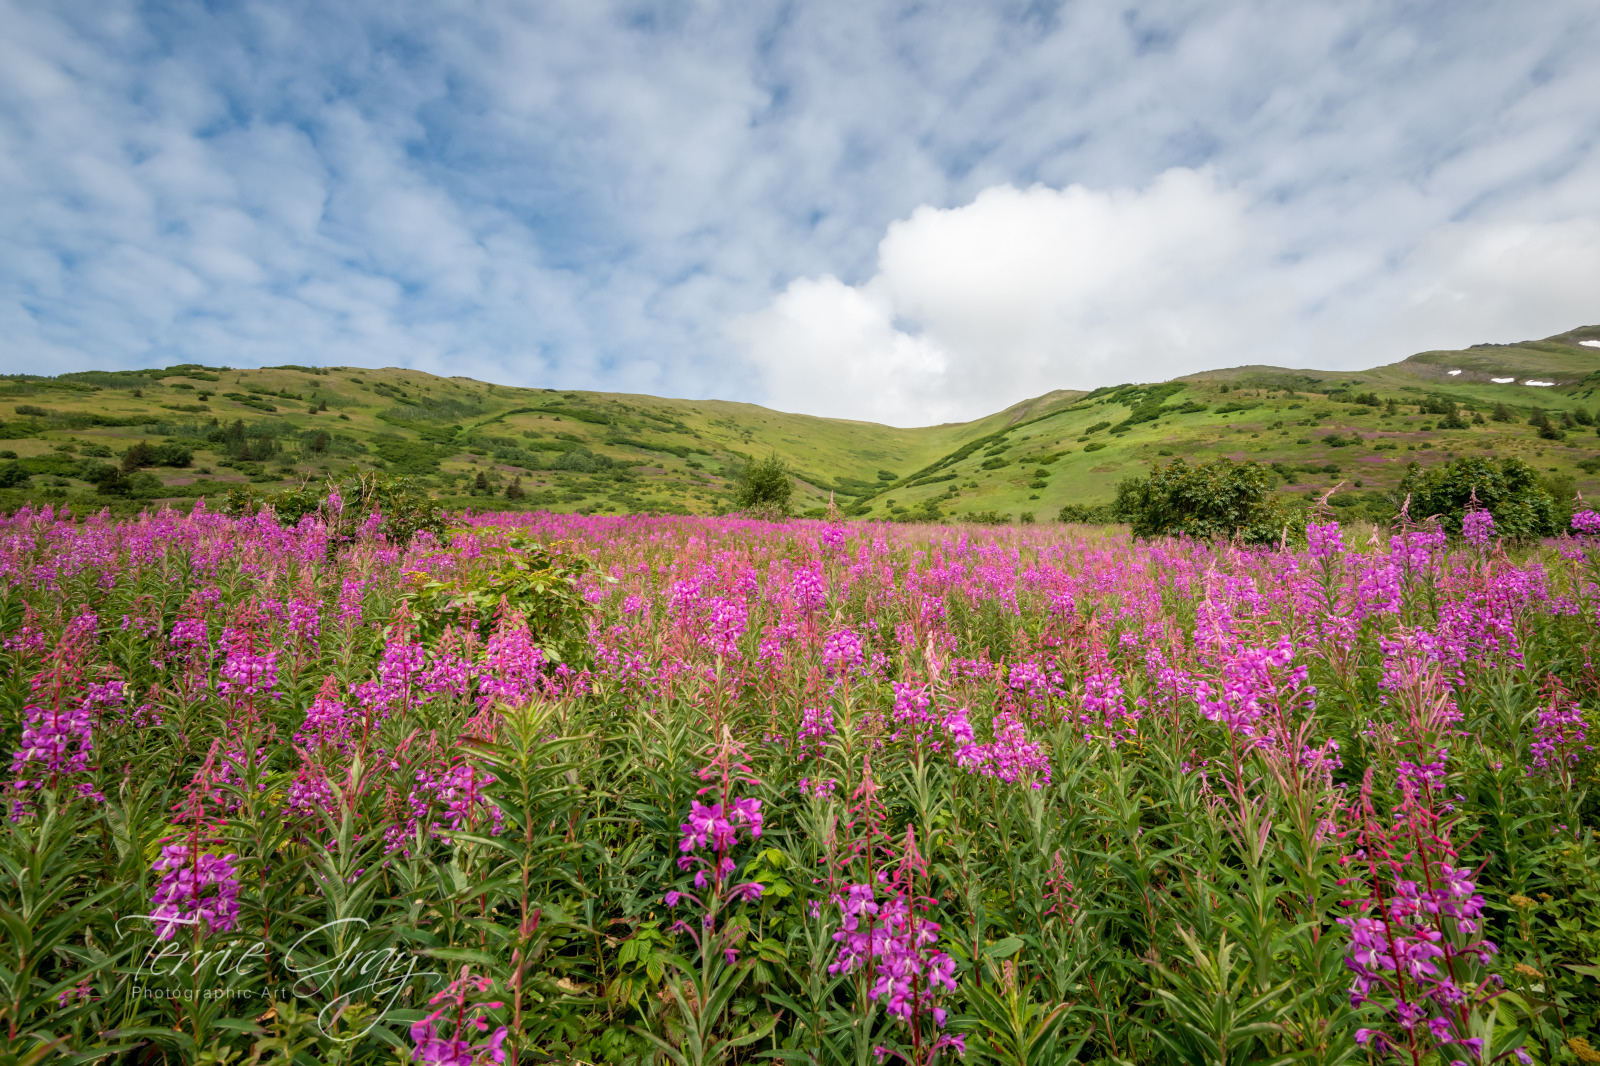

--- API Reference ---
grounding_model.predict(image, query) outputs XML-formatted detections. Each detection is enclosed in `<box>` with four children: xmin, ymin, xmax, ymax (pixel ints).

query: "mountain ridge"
<box><xmin>2</xmin><ymin>324</ymin><xmax>1599</xmax><ymax>522</ymax></box>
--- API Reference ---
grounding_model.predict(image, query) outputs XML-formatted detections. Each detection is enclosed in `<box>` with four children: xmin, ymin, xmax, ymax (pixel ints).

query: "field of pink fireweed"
<box><xmin>3</xmin><ymin>501</ymin><xmax>1600</xmax><ymax>1066</ymax></box>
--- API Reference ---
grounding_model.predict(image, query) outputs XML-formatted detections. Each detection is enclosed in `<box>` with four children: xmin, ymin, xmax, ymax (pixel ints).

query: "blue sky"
<box><xmin>2</xmin><ymin>1</ymin><xmax>1598</xmax><ymax>424</ymax></box>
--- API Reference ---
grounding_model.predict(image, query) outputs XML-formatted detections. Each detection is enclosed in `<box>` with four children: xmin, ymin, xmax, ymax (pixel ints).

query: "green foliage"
<box><xmin>0</xmin><ymin>421</ymin><xmax>40</xmax><ymax>441</ymax></box>
<box><xmin>1529</xmin><ymin>408</ymin><xmax>1566</xmax><ymax>442</ymax></box>
<box><xmin>1057</xmin><ymin>502</ymin><xmax>1118</xmax><ymax>524</ymax></box>
<box><xmin>0</xmin><ymin>793</ymin><xmax>120</xmax><ymax>1057</ymax></box>
<box><xmin>1144</xmin><ymin>929</ymin><xmax>1296</xmax><ymax>1066</ymax></box>
<box><xmin>1115</xmin><ymin>457</ymin><xmax>1290</xmax><ymax>543</ymax></box>
<box><xmin>222</xmin><ymin>392</ymin><xmax>279</xmax><ymax>412</ymax></box>
<box><xmin>225</xmin><ymin>473</ymin><xmax>446</xmax><ymax>545</ymax></box>
<box><xmin>551</xmin><ymin>446</ymin><xmax>614</xmax><ymax>474</ymax></box>
<box><xmin>541</xmin><ymin>405</ymin><xmax>613</xmax><ymax>425</ymax></box>
<box><xmin>121</xmin><ymin>441</ymin><xmax>192</xmax><ymax>470</ymax></box>
<box><xmin>732</xmin><ymin>454</ymin><xmax>793</xmax><ymax>517</ymax></box>
<box><xmin>1110</xmin><ymin>383</ymin><xmax>1188</xmax><ymax>432</ymax></box>
<box><xmin>1398</xmin><ymin>456</ymin><xmax>1559</xmax><ymax>540</ymax></box>
<box><xmin>402</xmin><ymin>537</ymin><xmax>600</xmax><ymax>663</ymax></box>
<box><xmin>964</xmin><ymin>963</ymin><xmax>1086</xmax><ymax>1066</ymax></box>
<box><xmin>370</xmin><ymin>434</ymin><xmax>443</xmax><ymax>475</ymax></box>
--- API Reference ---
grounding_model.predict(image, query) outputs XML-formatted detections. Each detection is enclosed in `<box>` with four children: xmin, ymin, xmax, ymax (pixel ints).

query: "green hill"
<box><xmin>3</xmin><ymin>324</ymin><xmax>1600</xmax><ymax>523</ymax></box>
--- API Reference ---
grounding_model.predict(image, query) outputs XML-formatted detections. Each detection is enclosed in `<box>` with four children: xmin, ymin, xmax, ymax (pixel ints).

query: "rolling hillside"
<box><xmin>3</xmin><ymin>323</ymin><xmax>1599</xmax><ymax>523</ymax></box>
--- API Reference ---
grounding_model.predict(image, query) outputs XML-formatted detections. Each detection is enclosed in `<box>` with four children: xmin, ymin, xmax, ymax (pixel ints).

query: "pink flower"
<box><xmin>149</xmin><ymin>844</ymin><xmax>240</xmax><ymax>941</ymax></box>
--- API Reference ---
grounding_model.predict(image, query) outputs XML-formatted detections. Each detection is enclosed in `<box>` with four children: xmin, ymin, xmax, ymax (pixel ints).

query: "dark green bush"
<box><xmin>0</xmin><ymin>461</ymin><xmax>30</xmax><ymax>488</ymax></box>
<box><xmin>552</xmin><ymin>447</ymin><xmax>612</xmax><ymax>474</ymax></box>
<box><xmin>1397</xmin><ymin>456</ymin><xmax>1559</xmax><ymax>540</ymax></box>
<box><xmin>1115</xmin><ymin>457</ymin><xmax>1290</xmax><ymax>543</ymax></box>
<box><xmin>732</xmin><ymin>454</ymin><xmax>793</xmax><ymax>517</ymax></box>
<box><xmin>121</xmin><ymin>440</ymin><xmax>157</xmax><ymax>471</ymax></box>
<box><xmin>153</xmin><ymin>443</ymin><xmax>192</xmax><ymax>467</ymax></box>
<box><xmin>371</xmin><ymin>434</ymin><xmax>443</xmax><ymax>474</ymax></box>
<box><xmin>1057</xmin><ymin>502</ymin><xmax>1118</xmax><ymax>523</ymax></box>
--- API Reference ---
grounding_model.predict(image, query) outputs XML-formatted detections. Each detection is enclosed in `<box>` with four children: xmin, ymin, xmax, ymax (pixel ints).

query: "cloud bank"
<box><xmin>736</xmin><ymin>173</ymin><xmax>1600</xmax><ymax>424</ymax></box>
<box><xmin>1</xmin><ymin>0</ymin><xmax>1598</xmax><ymax>424</ymax></box>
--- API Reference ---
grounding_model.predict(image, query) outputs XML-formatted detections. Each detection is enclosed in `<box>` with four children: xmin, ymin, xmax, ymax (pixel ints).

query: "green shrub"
<box><xmin>1397</xmin><ymin>456</ymin><xmax>1559</xmax><ymax>540</ymax></box>
<box><xmin>1114</xmin><ymin>457</ymin><xmax>1289</xmax><ymax>543</ymax></box>
<box><xmin>732</xmin><ymin>454</ymin><xmax>793</xmax><ymax>517</ymax></box>
<box><xmin>371</xmin><ymin>434</ymin><xmax>443</xmax><ymax>474</ymax></box>
<box><xmin>1530</xmin><ymin>408</ymin><xmax>1565</xmax><ymax>441</ymax></box>
<box><xmin>1057</xmin><ymin>502</ymin><xmax>1117</xmax><ymax>523</ymax></box>
<box><xmin>1083</xmin><ymin>442</ymin><xmax>1108</xmax><ymax>453</ymax></box>
<box><xmin>552</xmin><ymin>447</ymin><xmax>612</xmax><ymax>474</ymax></box>
<box><xmin>153</xmin><ymin>442</ymin><xmax>192</xmax><ymax>467</ymax></box>
<box><xmin>225</xmin><ymin>474</ymin><xmax>445</xmax><ymax>546</ymax></box>
<box><xmin>121</xmin><ymin>440</ymin><xmax>157</xmax><ymax>471</ymax></box>
<box><xmin>222</xmin><ymin>392</ymin><xmax>278</xmax><ymax>412</ymax></box>
<box><xmin>401</xmin><ymin>536</ymin><xmax>596</xmax><ymax>663</ymax></box>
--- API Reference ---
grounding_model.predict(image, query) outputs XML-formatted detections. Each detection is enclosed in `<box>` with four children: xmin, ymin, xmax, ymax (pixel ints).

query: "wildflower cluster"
<box><xmin>409</xmin><ymin>967</ymin><xmax>508</xmax><ymax>1065</ymax></box>
<box><xmin>149</xmin><ymin>845</ymin><xmax>242</xmax><ymax>941</ymax></box>
<box><xmin>1339</xmin><ymin>765</ymin><xmax>1525</xmax><ymax>1064</ymax></box>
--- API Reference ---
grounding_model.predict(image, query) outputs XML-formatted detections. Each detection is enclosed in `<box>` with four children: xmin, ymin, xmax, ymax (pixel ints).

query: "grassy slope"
<box><xmin>3</xmin><ymin>324</ymin><xmax>1599</xmax><ymax>520</ymax></box>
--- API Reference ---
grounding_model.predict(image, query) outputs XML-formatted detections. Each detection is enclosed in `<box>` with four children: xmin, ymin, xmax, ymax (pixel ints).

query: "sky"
<box><xmin>2</xmin><ymin>1</ymin><xmax>1599</xmax><ymax>426</ymax></box>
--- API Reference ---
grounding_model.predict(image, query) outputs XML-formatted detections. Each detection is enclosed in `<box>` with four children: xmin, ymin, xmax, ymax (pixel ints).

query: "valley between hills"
<box><xmin>4</xmin><ymin>324</ymin><xmax>1600</xmax><ymax>524</ymax></box>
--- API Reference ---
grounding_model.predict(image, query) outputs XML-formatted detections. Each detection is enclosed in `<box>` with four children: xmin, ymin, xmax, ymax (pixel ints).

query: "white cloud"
<box><xmin>735</xmin><ymin>170</ymin><xmax>1286</xmax><ymax>423</ymax></box>
<box><xmin>737</xmin><ymin>172</ymin><xmax>1600</xmax><ymax>425</ymax></box>
<box><xmin>727</xmin><ymin>274</ymin><xmax>949</xmax><ymax>426</ymax></box>
<box><xmin>1380</xmin><ymin>219</ymin><xmax>1600</xmax><ymax>353</ymax></box>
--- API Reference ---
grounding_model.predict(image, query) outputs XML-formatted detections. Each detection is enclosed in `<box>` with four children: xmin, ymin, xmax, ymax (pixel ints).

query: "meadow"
<box><xmin>3</xmin><ymin>501</ymin><xmax>1600</xmax><ymax>1066</ymax></box>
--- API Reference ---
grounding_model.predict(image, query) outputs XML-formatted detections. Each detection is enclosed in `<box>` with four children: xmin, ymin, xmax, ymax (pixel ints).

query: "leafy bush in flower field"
<box><xmin>5</xmin><ymin>501</ymin><xmax>1600</xmax><ymax>1065</ymax></box>
<box><xmin>1114</xmin><ymin>457</ymin><xmax>1293</xmax><ymax>544</ymax></box>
